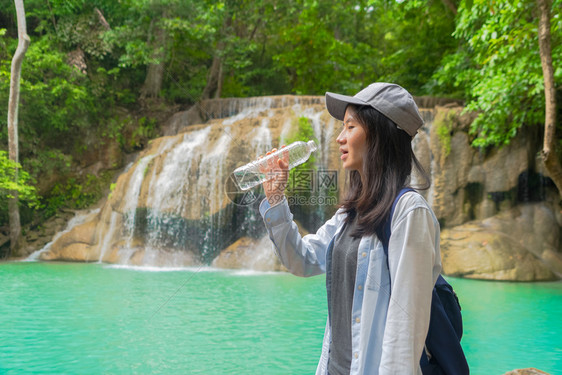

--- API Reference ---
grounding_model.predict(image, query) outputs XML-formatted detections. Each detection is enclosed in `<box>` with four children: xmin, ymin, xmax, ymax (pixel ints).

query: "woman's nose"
<box><xmin>336</xmin><ymin>129</ymin><xmax>345</xmax><ymax>144</ymax></box>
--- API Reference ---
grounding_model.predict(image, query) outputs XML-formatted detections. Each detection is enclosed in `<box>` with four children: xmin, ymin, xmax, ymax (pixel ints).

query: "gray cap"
<box><xmin>325</xmin><ymin>82</ymin><xmax>423</xmax><ymax>137</ymax></box>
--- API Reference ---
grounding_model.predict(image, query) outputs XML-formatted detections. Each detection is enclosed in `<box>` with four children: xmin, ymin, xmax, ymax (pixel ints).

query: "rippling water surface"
<box><xmin>0</xmin><ymin>262</ymin><xmax>560</xmax><ymax>374</ymax></box>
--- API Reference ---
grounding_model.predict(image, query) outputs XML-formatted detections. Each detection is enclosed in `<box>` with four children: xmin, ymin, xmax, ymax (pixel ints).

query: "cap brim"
<box><xmin>325</xmin><ymin>92</ymin><xmax>369</xmax><ymax>121</ymax></box>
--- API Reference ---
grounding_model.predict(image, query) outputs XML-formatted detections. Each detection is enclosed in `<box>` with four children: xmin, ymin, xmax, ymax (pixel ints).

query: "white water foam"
<box><xmin>222</xmin><ymin>97</ymin><xmax>274</xmax><ymax>126</ymax></box>
<box><xmin>103</xmin><ymin>264</ymin><xmax>216</xmax><ymax>273</ymax></box>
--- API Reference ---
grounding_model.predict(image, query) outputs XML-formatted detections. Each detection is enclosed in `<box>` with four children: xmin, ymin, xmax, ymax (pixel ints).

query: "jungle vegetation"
<box><xmin>0</xmin><ymin>0</ymin><xmax>560</xmax><ymax>254</ymax></box>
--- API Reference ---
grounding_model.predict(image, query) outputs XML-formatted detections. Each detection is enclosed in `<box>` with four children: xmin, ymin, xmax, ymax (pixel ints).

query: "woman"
<box><xmin>259</xmin><ymin>82</ymin><xmax>441</xmax><ymax>375</ymax></box>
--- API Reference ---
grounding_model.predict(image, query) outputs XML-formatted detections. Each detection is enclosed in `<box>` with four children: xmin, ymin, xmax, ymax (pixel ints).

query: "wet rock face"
<box><xmin>422</xmin><ymin>106</ymin><xmax>562</xmax><ymax>281</ymax></box>
<box><xmin>426</xmin><ymin>106</ymin><xmax>542</xmax><ymax>227</ymax></box>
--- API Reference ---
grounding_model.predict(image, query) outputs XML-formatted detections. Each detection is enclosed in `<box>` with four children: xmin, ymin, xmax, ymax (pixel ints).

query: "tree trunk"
<box><xmin>214</xmin><ymin>60</ymin><xmax>223</xmax><ymax>99</ymax></box>
<box><xmin>140</xmin><ymin>20</ymin><xmax>167</xmax><ymax>100</ymax></box>
<box><xmin>201</xmin><ymin>53</ymin><xmax>222</xmax><ymax>100</ymax></box>
<box><xmin>440</xmin><ymin>0</ymin><xmax>458</xmax><ymax>15</ymax></box>
<box><xmin>537</xmin><ymin>0</ymin><xmax>562</xmax><ymax>198</ymax></box>
<box><xmin>7</xmin><ymin>0</ymin><xmax>30</xmax><ymax>256</ymax></box>
<box><xmin>201</xmin><ymin>16</ymin><xmax>231</xmax><ymax>101</ymax></box>
<box><xmin>8</xmin><ymin>0</ymin><xmax>30</xmax><ymax>256</ymax></box>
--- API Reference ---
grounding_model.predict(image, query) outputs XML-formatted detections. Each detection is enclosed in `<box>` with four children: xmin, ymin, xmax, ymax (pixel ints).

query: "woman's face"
<box><xmin>336</xmin><ymin>107</ymin><xmax>367</xmax><ymax>175</ymax></box>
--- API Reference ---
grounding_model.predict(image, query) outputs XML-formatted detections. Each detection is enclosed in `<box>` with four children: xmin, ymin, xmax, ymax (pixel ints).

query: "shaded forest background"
<box><xmin>0</xmin><ymin>0</ymin><xmax>560</xmax><ymax>255</ymax></box>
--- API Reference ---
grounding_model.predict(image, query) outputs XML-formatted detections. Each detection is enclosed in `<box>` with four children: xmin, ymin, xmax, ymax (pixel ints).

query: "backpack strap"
<box><xmin>378</xmin><ymin>187</ymin><xmax>415</xmax><ymax>259</ymax></box>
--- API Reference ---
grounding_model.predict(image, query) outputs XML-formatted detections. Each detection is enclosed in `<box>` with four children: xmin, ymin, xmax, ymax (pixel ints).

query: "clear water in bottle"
<box><xmin>233</xmin><ymin>140</ymin><xmax>318</xmax><ymax>191</ymax></box>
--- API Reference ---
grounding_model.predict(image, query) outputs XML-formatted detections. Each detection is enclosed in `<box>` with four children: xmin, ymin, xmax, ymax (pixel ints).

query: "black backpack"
<box><xmin>378</xmin><ymin>188</ymin><xmax>469</xmax><ymax>375</ymax></box>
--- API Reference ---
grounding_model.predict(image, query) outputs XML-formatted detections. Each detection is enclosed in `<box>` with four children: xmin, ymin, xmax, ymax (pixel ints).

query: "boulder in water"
<box><xmin>40</xmin><ymin>220</ymin><xmax>99</xmax><ymax>262</ymax></box>
<box><xmin>40</xmin><ymin>242</ymin><xmax>97</xmax><ymax>262</ymax></box>
<box><xmin>441</xmin><ymin>203</ymin><xmax>561</xmax><ymax>281</ymax></box>
<box><xmin>212</xmin><ymin>236</ymin><xmax>285</xmax><ymax>272</ymax></box>
<box><xmin>503</xmin><ymin>368</ymin><xmax>552</xmax><ymax>375</ymax></box>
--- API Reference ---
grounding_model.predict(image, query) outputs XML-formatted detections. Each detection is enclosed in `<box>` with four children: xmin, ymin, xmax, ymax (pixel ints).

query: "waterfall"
<box><xmin>98</xmin><ymin>212</ymin><xmax>119</xmax><ymax>262</ymax></box>
<box><xmin>221</xmin><ymin>97</ymin><xmax>274</xmax><ymax>126</ymax></box>
<box><xmin>40</xmin><ymin>96</ymin><xmax>339</xmax><ymax>267</ymax></box>
<box><xmin>132</xmin><ymin>127</ymin><xmax>213</xmax><ymax>263</ymax></box>
<box><xmin>122</xmin><ymin>154</ymin><xmax>157</xmax><ymax>252</ymax></box>
<box><xmin>195</xmin><ymin>130</ymin><xmax>232</xmax><ymax>260</ymax></box>
<box><xmin>251</xmin><ymin>118</ymin><xmax>273</xmax><ymax>157</ymax></box>
<box><xmin>305</xmin><ymin>107</ymin><xmax>334</xmax><ymax>166</ymax></box>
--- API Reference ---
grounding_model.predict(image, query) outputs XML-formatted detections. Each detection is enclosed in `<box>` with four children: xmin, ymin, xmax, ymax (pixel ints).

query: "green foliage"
<box><xmin>0</xmin><ymin>150</ymin><xmax>39</xmax><ymax>225</ymax></box>
<box><xmin>131</xmin><ymin>117</ymin><xmax>158</xmax><ymax>149</ymax></box>
<box><xmin>435</xmin><ymin>110</ymin><xmax>456</xmax><ymax>158</ymax></box>
<box><xmin>101</xmin><ymin>114</ymin><xmax>158</xmax><ymax>152</ymax></box>
<box><xmin>374</xmin><ymin>0</ymin><xmax>457</xmax><ymax>93</ymax></box>
<box><xmin>272</xmin><ymin>4</ymin><xmax>360</xmax><ymax>94</ymax></box>
<box><xmin>0</xmin><ymin>0</ymin><xmax>559</xmax><ymax>226</ymax></box>
<box><xmin>56</xmin><ymin>12</ymin><xmax>112</xmax><ymax>58</ymax></box>
<box><xmin>107</xmin><ymin>182</ymin><xmax>116</xmax><ymax>200</ymax></box>
<box><xmin>283</xmin><ymin>116</ymin><xmax>318</xmax><ymax>195</ymax></box>
<box><xmin>0</xmin><ymin>151</ymin><xmax>39</xmax><ymax>208</ymax></box>
<box><xmin>22</xmin><ymin>149</ymin><xmax>72</xmax><ymax>187</ymax></box>
<box><xmin>433</xmin><ymin>0</ymin><xmax>562</xmax><ymax>147</ymax></box>
<box><xmin>15</xmin><ymin>38</ymin><xmax>91</xmax><ymax>132</ymax></box>
<box><xmin>0</xmin><ymin>35</ymin><xmax>112</xmax><ymax>170</ymax></box>
<box><xmin>42</xmin><ymin>171</ymin><xmax>113</xmax><ymax>218</ymax></box>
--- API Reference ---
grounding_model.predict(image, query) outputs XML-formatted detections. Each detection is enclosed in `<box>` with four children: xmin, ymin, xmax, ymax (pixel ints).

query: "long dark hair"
<box><xmin>340</xmin><ymin>105</ymin><xmax>430</xmax><ymax>238</ymax></box>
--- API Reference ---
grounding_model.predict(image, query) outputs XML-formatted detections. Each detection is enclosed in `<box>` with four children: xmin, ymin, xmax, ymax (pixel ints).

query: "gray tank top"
<box><xmin>328</xmin><ymin>218</ymin><xmax>360</xmax><ymax>375</ymax></box>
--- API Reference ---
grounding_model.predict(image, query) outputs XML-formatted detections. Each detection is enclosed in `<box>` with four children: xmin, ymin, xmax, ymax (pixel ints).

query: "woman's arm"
<box><xmin>257</xmin><ymin>145</ymin><xmax>343</xmax><ymax>276</ymax></box>
<box><xmin>260</xmin><ymin>198</ymin><xmax>344</xmax><ymax>277</ymax></box>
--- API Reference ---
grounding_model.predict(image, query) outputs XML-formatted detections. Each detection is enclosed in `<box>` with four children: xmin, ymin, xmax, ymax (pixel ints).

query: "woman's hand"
<box><xmin>259</xmin><ymin>146</ymin><xmax>289</xmax><ymax>206</ymax></box>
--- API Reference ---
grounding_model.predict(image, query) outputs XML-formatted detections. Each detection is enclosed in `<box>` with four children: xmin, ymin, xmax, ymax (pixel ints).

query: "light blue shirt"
<box><xmin>259</xmin><ymin>191</ymin><xmax>441</xmax><ymax>375</ymax></box>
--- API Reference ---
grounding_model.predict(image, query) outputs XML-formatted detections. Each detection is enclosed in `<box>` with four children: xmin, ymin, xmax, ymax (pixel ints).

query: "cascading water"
<box><xmin>98</xmin><ymin>212</ymin><xmax>118</xmax><ymax>262</ymax></box>
<box><xmin>122</xmin><ymin>154</ymin><xmax>157</xmax><ymax>251</ymax></box>
<box><xmin>195</xmin><ymin>130</ymin><xmax>232</xmax><ymax>260</ymax></box>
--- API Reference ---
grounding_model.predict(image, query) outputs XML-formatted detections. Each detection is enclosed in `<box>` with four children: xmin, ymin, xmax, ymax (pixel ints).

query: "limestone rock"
<box><xmin>40</xmin><ymin>220</ymin><xmax>98</xmax><ymax>262</ymax></box>
<box><xmin>480</xmin><ymin>135</ymin><xmax>529</xmax><ymax>193</ymax></box>
<box><xmin>212</xmin><ymin>236</ymin><xmax>285</xmax><ymax>272</ymax></box>
<box><xmin>541</xmin><ymin>249</ymin><xmax>562</xmax><ymax>276</ymax></box>
<box><xmin>427</xmin><ymin>106</ymin><xmax>540</xmax><ymax>227</ymax></box>
<box><xmin>53</xmin><ymin>220</ymin><xmax>98</xmax><ymax>249</ymax></box>
<box><xmin>441</xmin><ymin>226</ymin><xmax>554</xmax><ymax>281</ymax></box>
<box><xmin>482</xmin><ymin>204</ymin><xmax>559</xmax><ymax>257</ymax></box>
<box><xmin>40</xmin><ymin>243</ymin><xmax>98</xmax><ymax>262</ymax></box>
<box><xmin>429</xmin><ymin>107</ymin><xmax>476</xmax><ymax>226</ymax></box>
<box><xmin>162</xmin><ymin>105</ymin><xmax>203</xmax><ymax>136</ymax></box>
<box><xmin>503</xmin><ymin>368</ymin><xmax>551</xmax><ymax>375</ymax></box>
<box><xmin>440</xmin><ymin>204</ymin><xmax>560</xmax><ymax>281</ymax></box>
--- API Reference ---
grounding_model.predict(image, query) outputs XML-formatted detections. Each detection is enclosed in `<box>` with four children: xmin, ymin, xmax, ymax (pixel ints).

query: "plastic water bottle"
<box><xmin>233</xmin><ymin>140</ymin><xmax>318</xmax><ymax>191</ymax></box>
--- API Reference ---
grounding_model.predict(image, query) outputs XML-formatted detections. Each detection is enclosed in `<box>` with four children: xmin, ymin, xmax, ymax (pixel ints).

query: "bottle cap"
<box><xmin>307</xmin><ymin>140</ymin><xmax>318</xmax><ymax>152</ymax></box>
